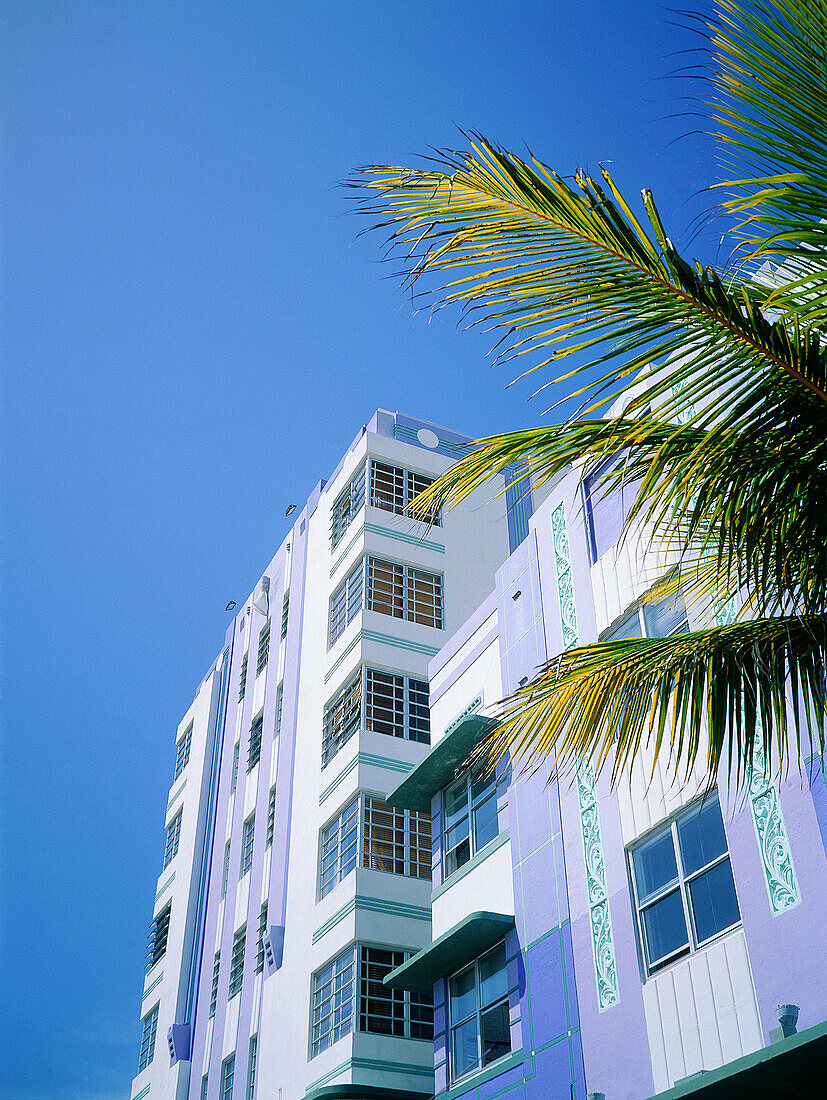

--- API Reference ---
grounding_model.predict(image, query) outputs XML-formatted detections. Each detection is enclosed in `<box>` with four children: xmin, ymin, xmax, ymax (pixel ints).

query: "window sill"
<box><xmin>441</xmin><ymin>1049</ymin><xmax>524</xmax><ymax>1098</ymax></box>
<box><xmin>432</xmin><ymin>829</ymin><xmax>510</xmax><ymax>901</ymax></box>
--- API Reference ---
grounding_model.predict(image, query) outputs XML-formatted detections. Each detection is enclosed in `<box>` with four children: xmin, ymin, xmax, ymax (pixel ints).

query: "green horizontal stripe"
<box><xmin>312</xmin><ymin>893</ymin><xmax>431</xmax><ymax>943</ymax></box>
<box><xmin>364</xmin><ymin>522</ymin><xmax>445</xmax><ymax>553</ymax></box>
<box><xmin>319</xmin><ymin>751</ymin><xmax>414</xmax><ymax>806</ymax></box>
<box><xmin>352</xmin><ymin>1057</ymin><xmax>434</xmax><ymax>1078</ymax></box>
<box><xmin>324</xmin><ymin>633</ymin><xmax>362</xmax><ymax>683</ymax></box>
<box><xmin>132</xmin><ymin>1085</ymin><xmax>151</xmax><ymax>1100</ymax></box>
<box><xmin>330</xmin><ymin>527</ymin><xmax>363</xmax><ymax>577</ymax></box>
<box><xmin>166</xmin><ymin>779</ymin><xmax>187</xmax><ymax>810</ymax></box>
<box><xmin>361</xmin><ymin>630</ymin><xmax>440</xmax><ymax>656</ymax></box>
<box><xmin>142</xmin><ymin>971</ymin><xmax>164</xmax><ymax>1002</ymax></box>
<box><xmin>155</xmin><ymin>870</ymin><xmax>175</xmax><ymax>901</ymax></box>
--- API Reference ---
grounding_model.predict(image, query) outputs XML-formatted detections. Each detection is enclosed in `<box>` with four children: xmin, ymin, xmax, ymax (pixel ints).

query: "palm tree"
<box><xmin>352</xmin><ymin>0</ymin><xmax>827</xmax><ymax>789</ymax></box>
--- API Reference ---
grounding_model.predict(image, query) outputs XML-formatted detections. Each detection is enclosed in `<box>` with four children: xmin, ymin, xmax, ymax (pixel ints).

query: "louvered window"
<box><xmin>238</xmin><ymin>652</ymin><xmax>248</xmax><ymax>702</ymax></box>
<box><xmin>256</xmin><ymin>622</ymin><xmax>271</xmax><ymax>676</ymax></box>
<box><xmin>256</xmin><ymin>902</ymin><xmax>268</xmax><ymax>973</ymax></box>
<box><xmin>221</xmin><ymin>841</ymin><xmax>231</xmax><ymax>899</ymax></box>
<box><xmin>163</xmin><ymin>809</ymin><xmax>182</xmax><ymax>869</ymax></box>
<box><xmin>209</xmin><ymin>951</ymin><xmax>221</xmax><ymax>1017</ymax></box>
<box><xmin>330</xmin><ymin>462</ymin><xmax>367</xmax><ymax>549</ymax></box>
<box><xmin>146</xmin><ymin>902</ymin><xmax>171</xmax><ymax>971</ymax></box>
<box><xmin>359</xmin><ymin>946</ymin><xmax>433</xmax><ymax>1039</ymax></box>
<box><xmin>230</xmin><ymin>742</ymin><xmax>240</xmax><ymax>794</ymax></box>
<box><xmin>275</xmin><ymin>684</ymin><xmax>283</xmax><ymax>735</ymax></box>
<box><xmin>229</xmin><ymin>926</ymin><xmax>246</xmax><ymax>998</ymax></box>
<box><xmin>174</xmin><ymin>723</ymin><xmax>193</xmax><ymax>779</ymax></box>
<box><xmin>281</xmin><ymin>594</ymin><xmax>289</xmax><ymax>639</ymax></box>
<box><xmin>248</xmin><ymin>714</ymin><xmax>263</xmax><ymax>772</ymax></box>
<box><xmin>322</xmin><ymin>670</ymin><xmax>362</xmax><ymax>766</ymax></box>
<box><xmin>266</xmin><ymin>786</ymin><xmax>277</xmax><ymax>847</ymax></box>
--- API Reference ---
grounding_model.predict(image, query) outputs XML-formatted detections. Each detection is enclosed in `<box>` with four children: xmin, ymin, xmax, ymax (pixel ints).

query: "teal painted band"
<box><xmin>155</xmin><ymin>871</ymin><xmax>175</xmax><ymax>901</ymax></box>
<box><xmin>431</xmin><ymin>830</ymin><xmax>510</xmax><ymax>901</ymax></box>
<box><xmin>330</xmin><ymin>528</ymin><xmax>363</xmax><ymax>578</ymax></box>
<box><xmin>319</xmin><ymin>752</ymin><xmax>414</xmax><ymax>806</ymax></box>
<box><xmin>319</xmin><ymin>754</ymin><xmax>360</xmax><ymax>805</ymax></box>
<box><xmin>132</xmin><ymin>1085</ymin><xmax>151</xmax><ymax>1100</ymax></box>
<box><xmin>361</xmin><ymin>629</ymin><xmax>441</xmax><ymax>656</ymax></box>
<box><xmin>364</xmin><ymin>522</ymin><xmax>445</xmax><ymax>554</ymax></box>
<box><xmin>306</xmin><ymin>1058</ymin><xmax>351</xmax><ymax>1092</ymax></box>
<box><xmin>167</xmin><ymin>779</ymin><xmax>187</xmax><ymax>811</ymax></box>
<box><xmin>352</xmin><ymin>1057</ymin><xmax>434</xmax><ymax>1077</ymax></box>
<box><xmin>324</xmin><ymin>633</ymin><xmax>362</xmax><ymax>683</ymax></box>
<box><xmin>312</xmin><ymin>893</ymin><xmax>431</xmax><ymax>944</ymax></box>
<box><xmin>142</xmin><ymin>971</ymin><xmax>164</xmax><ymax>1002</ymax></box>
<box><xmin>439</xmin><ymin>1050</ymin><xmax>524</xmax><ymax>1100</ymax></box>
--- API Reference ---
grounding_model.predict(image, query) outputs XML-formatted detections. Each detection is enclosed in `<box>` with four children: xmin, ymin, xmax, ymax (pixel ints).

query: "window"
<box><xmin>266</xmin><ymin>786</ymin><xmax>276</xmax><ymax>848</ymax></box>
<box><xmin>146</xmin><ymin>901</ymin><xmax>171</xmax><ymax>971</ymax></box>
<box><xmin>247</xmin><ymin>1035</ymin><xmax>258</xmax><ymax>1100</ymax></box>
<box><xmin>229</xmin><ymin>926</ymin><xmax>246</xmax><ymax>998</ymax></box>
<box><xmin>359</xmin><ymin>946</ymin><xmax>433</xmax><ymax>1039</ymax></box>
<box><xmin>603</xmin><ymin>590</ymin><xmax>689</xmax><ymax>642</ymax></box>
<box><xmin>281</xmin><ymin>594</ymin><xmax>289</xmax><ymax>639</ymax></box>
<box><xmin>367</xmin><ymin>557</ymin><xmax>443</xmax><ymax>628</ymax></box>
<box><xmin>630</xmin><ymin>794</ymin><xmax>740</xmax><ymax>974</ymax></box>
<box><xmin>163</xmin><ymin>809</ymin><xmax>182</xmax><ymax>869</ymax></box>
<box><xmin>275</xmin><ymin>683</ymin><xmax>283</xmax><ymax>735</ymax></box>
<box><xmin>323</xmin><ymin>666</ymin><xmax>430</xmax><ymax>767</ymax></box>
<box><xmin>174</xmin><ymin>723</ymin><xmax>193</xmax><ymax>780</ymax></box>
<box><xmin>329</xmin><ymin>561</ymin><xmax>364</xmax><ymax>645</ymax></box>
<box><xmin>450</xmin><ymin>943</ymin><xmax>511</xmax><ymax>1081</ymax></box>
<box><xmin>209</xmin><ymin>951</ymin><xmax>221</xmax><ymax>1017</ymax></box>
<box><xmin>311</xmin><ymin>945</ymin><xmax>433</xmax><ymax>1058</ymax></box>
<box><xmin>230</xmin><ymin>742</ymin><xmax>240</xmax><ymax>794</ymax></box>
<box><xmin>201</xmin><ymin>1075</ymin><xmax>209</xmax><ymax>1100</ymax></box>
<box><xmin>256</xmin><ymin>902</ymin><xmax>268</xmax><ymax>973</ymax></box>
<box><xmin>365</xmin><ymin>668</ymin><xmax>430</xmax><ymax>743</ymax></box>
<box><xmin>256</xmin><ymin>622</ymin><xmax>270</xmax><ymax>676</ymax></box>
<box><xmin>584</xmin><ymin>452</ymin><xmax>642</xmax><ymax>563</ymax></box>
<box><xmin>319</xmin><ymin>797</ymin><xmax>359</xmax><ymax>898</ymax></box>
<box><xmin>331</xmin><ymin>462</ymin><xmax>367</xmax><ymax>549</ymax></box>
<box><xmin>370</xmin><ymin>460</ymin><xmax>440</xmax><ymax>524</ymax></box>
<box><xmin>363</xmin><ymin>797</ymin><xmax>431</xmax><ymax>879</ymax></box>
<box><xmin>138</xmin><ymin>1003</ymin><xmax>159</xmax><ymax>1072</ymax></box>
<box><xmin>248</xmin><ymin>714</ymin><xmax>263</xmax><ymax>772</ymax></box>
<box><xmin>238</xmin><ymin>652</ymin><xmax>248</xmax><ymax>702</ymax></box>
<box><xmin>322</xmin><ymin>670</ymin><xmax>362</xmax><ymax>765</ymax></box>
<box><xmin>221</xmin><ymin>841</ymin><xmax>231</xmax><ymax>899</ymax></box>
<box><xmin>221</xmin><ymin>1055</ymin><xmax>235</xmax><ymax>1100</ymax></box>
<box><xmin>240</xmin><ymin>815</ymin><xmax>255</xmax><ymax>876</ymax></box>
<box><xmin>444</xmin><ymin>772</ymin><xmax>499</xmax><ymax>877</ymax></box>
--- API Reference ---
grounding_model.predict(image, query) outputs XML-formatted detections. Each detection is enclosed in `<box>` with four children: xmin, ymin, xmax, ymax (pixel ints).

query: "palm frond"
<box><xmin>477</xmin><ymin>616</ymin><xmax>827</xmax><ymax>787</ymax></box>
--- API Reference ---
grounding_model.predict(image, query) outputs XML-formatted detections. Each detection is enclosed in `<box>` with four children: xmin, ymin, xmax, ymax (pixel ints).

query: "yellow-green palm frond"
<box><xmin>476</xmin><ymin>616</ymin><xmax>827</xmax><ymax>788</ymax></box>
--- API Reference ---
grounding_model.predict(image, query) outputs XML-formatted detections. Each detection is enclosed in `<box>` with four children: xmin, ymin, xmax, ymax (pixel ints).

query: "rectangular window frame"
<box><xmin>163</xmin><ymin>808</ymin><xmax>182</xmax><ymax>870</ymax></box>
<box><xmin>319</xmin><ymin>796</ymin><xmax>360</xmax><ymax>898</ymax></box>
<box><xmin>358</xmin><ymin>944</ymin><xmax>434</xmax><ymax>1041</ymax></box>
<box><xmin>449</xmin><ymin>941</ymin><xmax>511</xmax><ymax>1083</ymax></box>
<box><xmin>330</xmin><ymin>462</ymin><xmax>367</xmax><ymax>549</ymax></box>
<box><xmin>221</xmin><ymin>1054</ymin><xmax>235</xmax><ymax>1100</ymax></box>
<box><xmin>328</xmin><ymin>560</ymin><xmax>365</xmax><ymax>646</ymax></box>
<box><xmin>209</xmin><ymin>950</ymin><xmax>221</xmax><ymax>1018</ymax></box>
<box><xmin>228</xmin><ymin>926</ymin><xmax>246</xmax><ymax>999</ymax></box>
<box><xmin>238</xmin><ymin>652</ymin><xmax>248</xmax><ymax>703</ymax></box>
<box><xmin>256</xmin><ymin>902</ymin><xmax>268</xmax><ymax>974</ymax></box>
<box><xmin>443</xmin><ymin>771</ymin><xmax>500</xmax><ymax>880</ymax></box>
<box><xmin>248</xmin><ymin>713</ymin><xmax>263</xmax><ymax>772</ymax></box>
<box><xmin>138</xmin><ymin>1003</ymin><xmax>159</xmax><ymax>1072</ymax></box>
<box><xmin>266</xmin><ymin>786</ymin><xmax>277</xmax><ymax>848</ymax></box>
<box><xmin>174</xmin><ymin>723</ymin><xmax>193</xmax><ymax>780</ymax></box>
<box><xmin>146</xmin><ymin>901</ymin><xmax>171</xmax><ymax>972</ymax></box>
<box><xmin>369</xmin><ymin>459</ymin><xmax>441</xmax><ymax>525</ymax></box>
<box><xmin>256</xmin><ymin>621</ymin><xmax>271</xmax><ymax>677</ymax></box>
<box><xmin>240</xmin><ymin>815</ymin><xmax>255</xmax><ymax>877</ymax></box>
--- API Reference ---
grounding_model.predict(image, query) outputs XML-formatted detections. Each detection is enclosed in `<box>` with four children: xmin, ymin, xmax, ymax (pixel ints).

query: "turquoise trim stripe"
<box><xmin>325</xmin><ymin>629</ymin><xmax>440</xmax><ymax>684</ymax></box>
<box><xmin>330</xmin><ymin>527</ymin><xmax>363</xmax><ymax>578</ymax></box>
<box><xmin>155</xmin><ymin>870</ymin><xmax>175</xmax><ymax>901</ymax></box>
<box><xmin>142</xmin><ymin>970</ymin><xmax>164</xmax><ymax>1002</ymax></box>
<box><xmin>319</xmin><ymin>751</ymin><xmax>414</xmax><ymax>805</ymax></box>
<box><xmin>312</xmin><ymin>894</ymin><xmax>431</xmax><ymax>944</ymax></box>
<box><xmin>306</xmin><ymin>1056</ymin><xmax>435</xmax><ymax>1094</ymax></box>
<box><xmin>319</xmin><ymin>754</ymin><xmax>361</xmax><ymax>805</ymax></box>
<box><xmin>324</xmin><ymin>633</ymin><xmax>362</xmax><ymax>683</ymax></box>
<box><xmin>166</xmin><ymin>779</ymin><xmax>187</xmax><ymax>810</ymax></box>
<box><xmin>364</xmin><ymin>521</ymin><xmax>445</xmax><ymax>554</ymax></box>
<box><xmin>132</xmin><ymin>1085</ymin><xmax>151</xmax><ymax>1100</ymax></box>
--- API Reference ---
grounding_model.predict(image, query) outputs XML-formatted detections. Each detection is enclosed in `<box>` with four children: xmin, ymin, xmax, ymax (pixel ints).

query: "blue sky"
<box><xmin>0</xmin><ymin>2</ymin><xmax>718</xmax><ymax>1096</ymax></box>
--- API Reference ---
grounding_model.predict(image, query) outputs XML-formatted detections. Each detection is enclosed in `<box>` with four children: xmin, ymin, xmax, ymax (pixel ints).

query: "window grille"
<box><xmin>256</xmin><ymin>902</ymin><xmax>268</xmax><ymax>973</ymax></box>
<box><xmin>246</xmin><ymin>1035</ymin><xmax>258</xmax><ymax>1100</ymax></box>
<box><xmin>230</xmin><ymin>742</ymin><xmax>240</xmax><ymax>794</ymax></box>
<box><xmin>366</xmin><ymin>556</ymin><xmax>443</xmax><ymax>628</ymax></box>
<box><xmin>209</xmin><ymin>951</ymin><xmax>221</xmax><ymax>1017</ymax></box>
<box><xmin>449</xmin><ymin>942</ymin><xmax>510</xmax><ymax>1080</ymax></box>
<box><xmin>221</xmin><ymin>841</ymin><xmax>231</xmax><ymax>899</ymax></box>
<box><xmin>281</xmin><ymin>594</ymin><xmax>289</xmax><ymax>639</ymax></box>
<box><xmin>238</xmin><ymin>652</ymin><xmax>248</xmax><ymax>702</ymax></box>
<box><xmin>310</xmin><ymin>947</ymin><xmax>356</xmax><ymax>1057</ymax></box>
<box><xmin>330</xmin><ymin>462</ymin><xmax>367</xmax><ymax>549</ymax></box>
<box><xmin>174</xmin><ymin>723</ymin><xmax>193</xmax><ymax>779</ymax></box>
<box><xmin>369</xmin><ymin>460</ymin><xmax>440</xmax><ymax>524</ymax></box>
<box><xmin>256</xmin><ymin>621</ymin><xmax>270</xmax><ymax>676</ymax></box>
<box><xmin>359</xmin><ymin>946</ymin><xmax>433</xmax><ymax>1039</ymax></box>
<box><xmin>329</xmin><ymin>561</ymin><xmax>364</xmax><ymax>645</ymax></box>
<box><xmin>229</xmin><ymin>926</ymin><xmax>246</xmax><ymax>998</ymax></box>
<box><xmin>444</xmin><ymin>772</ymin><xmax>499</xmax><ymax>878</ymax></box>
<box><xmin>322</xmin><ymin>670</ymin><xmax>362</xmax><ymax>766</ymax></box>
<box><xmin>365</xmin><ymin>669</ymin><xmax>430</xmax><ymax>743</ymax></box>
<box><xmin>138</xmin><ymin>1003</ymin><xmax>159</xmax><ymax>1072</ymax></box>
<box><xmin>266</xmin><ymin>786</ymin><xmax>276</xmax><ymax>847</ymax></box>
<box><xmin>163</xmin><ymin>809</ymin><xmax>182</xmax><ymax>869</ymax></box>
<box><xmin>319</xmin><ymin>797</ymin><xmax>359</xmax><ymax>897</ymax></box>
<box><xmin>220</xmin><ymin>1055</ymin><xmax>235</xmax><ymax>1100</ymax></box>
<box><xmin>146</xmin><ymin>902</ymin><xmax>171</xmax><ymax>971</ymax></box>
<box><xmin>240</xmin><ymin>816</ymin><xmax>255</xmax><ymax>876</ymax></box>
<box><xmin>362</xmin><ymin>797</ymin><xmax>431</xmax><ymax>879</ymax></box>
<box><xmin>248</xmin><ymin>714</ymin><xmax>263</xmax><ymax>772</ymax></box>
<box><xmin>629</xmin><ymin>793</ymin><xmax>740</xmax><ymax>974</ymax></box>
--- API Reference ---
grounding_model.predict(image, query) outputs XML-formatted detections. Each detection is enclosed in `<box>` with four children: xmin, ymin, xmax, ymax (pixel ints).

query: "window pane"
<box><xmin>644</xmin><ymin>593</ymin><xmax>689</xmax><ymax>638</ymax></box>
<box><xmin>473</xmin><ymin>792</ymin><xmax>499</xmax><ymax>852</ymax></box>
<box><xmin>481</xmin><ymin>1001</ymin><xmax>510</xmax><ymax>1066</ymax></box>
<box><xmin>452</xmin><ymin>1016</ymin><xmax>480</xmax><ymax>1079</ymax></box>
<box><xmin>689</xmin><ymin>859</ymin><xmax>740</xmax><ymax>942</ymax></box>
<box><xmin>642</xmin><ymin>889</ymin><xmax>689</xmax><ymax>966</ymax></box>
<box><xmin>449</xmin><ymin>963</ymin><xmax>477</xmax><ymax>1024</ymax></box>
<box><xmin>632</xmin><ymin>831</ymin><xmax>679</xmax><ymax>902</ymax></box>
<box><xmin>478</xmin><ymin>944</ymin><xmax>508</xmax><ymax>1008</ymax></box>
<box><xmin>408</xmin><ymin>568</ymin><xmax>442</xmax><ymax>628</ymax></box>
<box><xmin>603</xmin><ymin>609</ymin><xmax>643</xmax><ymax>641</ymax></box>
<box><xmin>365</xmin><ymin>669</ymin><xmax>404</xmax><ymax>736</ymax></box>
<box><xmin>367</xmin><ymin>559</ymin><xmax>404</xmax><ymax>618</ymax></box>
<box><xmin>677</xmin><ymin>798</ymin><xmax>728</xmax><ymax>876</ymax></box>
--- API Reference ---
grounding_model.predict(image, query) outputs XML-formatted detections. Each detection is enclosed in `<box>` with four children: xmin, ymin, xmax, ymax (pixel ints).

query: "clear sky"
<box><xmin>0</xmin><ymin>2</ymin><xmax>718</xmax><ymax>1097</ymax></box>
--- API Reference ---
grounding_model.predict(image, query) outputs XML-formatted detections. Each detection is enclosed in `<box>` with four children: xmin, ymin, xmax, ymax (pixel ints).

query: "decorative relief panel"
<box><xmin>552</xmin><ymin>501</ymin><xmax>620</xmax><ymax>1010</ymax></box>
<box><xmin>715</xmin><ymin>602</ymin><xmax>801</xmax><ymax>915</ymax></box>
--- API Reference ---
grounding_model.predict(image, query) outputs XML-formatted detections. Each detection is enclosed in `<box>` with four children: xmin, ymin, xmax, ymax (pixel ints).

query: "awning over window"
<box><xmin>384</xmin><ymin>911</ymin><xmax>515</xmax><ymax>993</ymax></box>
<box><xmin>385</xmin><ymin>714</ymin><xmax>496</xmax><ymax>813</ymax></box>
<box><xmin>647</xmin><ymin>1019</ymin><xmax>827</xmax><ymax>1100</ymax></box>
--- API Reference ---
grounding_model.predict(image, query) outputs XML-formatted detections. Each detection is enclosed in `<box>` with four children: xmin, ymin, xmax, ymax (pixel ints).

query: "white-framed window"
<box><xmin>310</xmin><ymin>944</ymin><xmax>433</xmax><ymax>1058</ymax></box>
<box><xmin>246</xmin><ymin>1035</ymin><xmax>258</xmax><ymax>1100</ymax></box>
<box><xmin>443</xmin><ymin>772</ymin><xmax>499</xmax><ymax>877</ymax></box>
<box><xmin>281</xmin><ymin>594</ymin><xmax>290</xmax><ymax>639</ymax></box>
<box><xmin>248</xmin><ymin>713</ymin><xmax>263</xmax><ymax>772</ymax></box>
<box><xmin>221</xmin><ymin>841</ymin><xmax>231</xmax><ymax>899</ymax></box>
<box><xmin>330</xmin><ymin>462</ymin><xmax>367</xmax><ymax>549</ymax></box>
<box><xmin>174</xmin><ymin>723</ymin><xmax>193</xmax><ymax>780</ymax></box>
<box><xmin>163</xmin><ymin>809</ymin><xmax>182</xmax><ymax>869</ymax></box>
<box><xmin>220</xmin><ymin>1054</ymin><xmax>235</xmax><ymax>1100</ymax></box>
<box><xmin>146</xmin><ymin>901</ymin><xmax>171</xmax><ymax>971</ymax></box>
<box><xmin>319</xmin><ymin>797</ymin><xmax>359</xmax><ymax>898</ymax></box>
<box><xmin>256</xmin><ymin>621</ymin><xmax>270</xmax><ymax>676</ymax></box>
<box><xmin>329</xmin><ymin>561</ymin><xmax>364</xmax><ymax>645</ymax></box>
<box><xmin>138</xmin><ymin>1002</ymin><xmax>159</xmax><ymax>1072</ymax></box>
<box><xmin>370</xmin><ymin>460</ymin><xmax>440</xmax><ymax>524</ymax></box>
<box><xmin>209</xmin><ymin>951</ymin><xmax>221</xmax><ymax>1017</ymax></box>
<box><xmin>266</xmin><ymin>786</ymin><xmax>277</xmax><ymax>847</ymax></box>
<box><xmin>229</xmin><ymin>926</ymin><xmax>246</xmax><ymax>998</ymax></box>
<box><xmin>322</xmin><ymin>665</ymin><xmax>431</xmax><ymax>767</ymax></box>
<box><xmin>230</xmin><ymin>742</ymin><xmax>240</xmax><ymax>794</ymax></box>
<box><xmin>238</xmin><ymin>652</ymin><xmax>248</xmax><ymax>702</ymax></box>
<box><xmin>240</xmin><ymin>815</ymin><xmax>255</xmax><ymax>876</ymax></box>
<box><xmin>367</xmin><ymin>556</ymin><xmax>443</xmax><ymax>628</ymax></box>
<box><xmin>200</xmin><ymin>1074</ymin><xmax>209</xmax><ymax>1100</ymax></box>
<box><xmin>275</xmin><ymin>683</ymin><xmax>284</xmax><ymax>735</ymax></box>
<box><xmin>449</xmin><ymin>942</ymin><xmax>511</xmax><ymax>1081</ymax></box>
<box><xmin>319</xmin><ymin>794</ymin><xmax>431</xmax><ymax>897</ymax></box>
<box><xmin>629</xmin><ymin>793</ymin><xmax>741</xmax><ymax>975</ymax></box>
<box><xmin>603</xmin><ymin>589</ymin><xmax>689</xmax><ymax>642</ymax></box>
<box><xmin>255</xmin><ymin>902</ymin><xmax>268</xmax><ymax>974</ymax></box>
